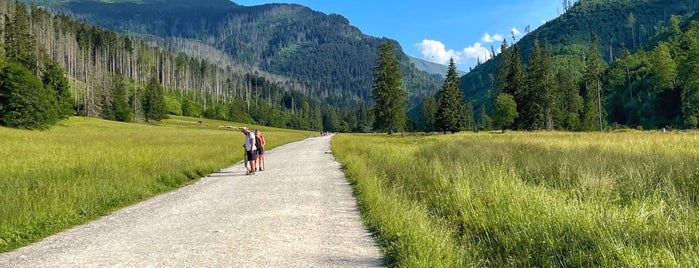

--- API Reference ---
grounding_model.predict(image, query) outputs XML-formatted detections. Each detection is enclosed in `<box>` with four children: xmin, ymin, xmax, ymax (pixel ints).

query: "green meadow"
<box><xmin>332</xmin><ymin>131</ymin><xmax>699</xmax><ymax>267</ymax></box>
<box><xmin>0</xmin><ymin>116</ymin><xmax>313</xmax><ymax>252</ymax></box>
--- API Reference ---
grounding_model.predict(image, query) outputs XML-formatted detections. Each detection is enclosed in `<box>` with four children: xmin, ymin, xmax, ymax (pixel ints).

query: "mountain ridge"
<box><xmin>408</xmin><ymin>55</ymin><xmax>467</xmax><ymax>78</ymax></box>
<box><xmin>29</xmin><ymin>0</ymin><xmax>442</xmax><ymax>109</ymax></box>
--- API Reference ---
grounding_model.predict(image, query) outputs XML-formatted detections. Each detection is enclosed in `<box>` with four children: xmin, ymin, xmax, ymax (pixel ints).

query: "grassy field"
<box><xmin>0</xmin><ymin>116</ymin><xmax>314</xmax><ymax>252</ymax></box>
<box><xmin>332</xmin><ymin>131</ymin><xmax>699</xmax><ymax>267</ymax></box>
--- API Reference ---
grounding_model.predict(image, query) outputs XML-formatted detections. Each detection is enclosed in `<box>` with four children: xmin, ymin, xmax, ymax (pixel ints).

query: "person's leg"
<box><xmin>260</xmin><ymin>152</ymin><xmax>265</xmax><ymax>171</ymax></box>
<box><xmin>250</xmin><ymin>150</ymin><xmax>257</xmax><ymax>173</ymax></box>
<box><xmin>245</xmin><ymin>151</ymin><xmax>253</xmax><ymax>174</ymax></box>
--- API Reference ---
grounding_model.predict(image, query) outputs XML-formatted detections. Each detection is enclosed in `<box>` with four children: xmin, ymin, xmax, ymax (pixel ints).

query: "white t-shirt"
<box><xmin>244</xmin><ymin>132</ymin><xmax>257</xmax><ymax>151</ymax></box>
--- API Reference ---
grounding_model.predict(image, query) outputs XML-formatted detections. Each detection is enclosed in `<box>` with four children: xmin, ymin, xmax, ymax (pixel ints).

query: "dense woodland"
<box><xmin>0</xmin><ymin>0</ymin><xmax>379</xmax><ymax>131</ymax></box>
<box><xmin>458</xmin><ymin>0</ymin><xmax>699</xmax><ymax>130</ymax></box>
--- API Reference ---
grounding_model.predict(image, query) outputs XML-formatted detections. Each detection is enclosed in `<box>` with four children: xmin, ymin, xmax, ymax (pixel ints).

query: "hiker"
<box><xmin>255</xmin><ymin>130</ymin><xmax>266</xmax><ymax>171</ymax></box>
<box><xmin>241</xmin><ymin>127</ymin><xmax>257</xmax><ymax>175</ymax></box>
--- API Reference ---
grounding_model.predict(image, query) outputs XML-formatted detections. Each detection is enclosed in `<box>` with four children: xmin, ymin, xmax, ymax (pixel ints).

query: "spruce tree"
<box><xmin>504</xmin><ymin>44</ymin><xmax>524</xmax><ymax>98</ymax></box>
<box><xmin>43</xmin><ymin>60</ymin><xmax>73</xmax><ymax>119</ymax></box>
<box><xmin>109</xmin><ymin>74</ymin><xmax>132</xmax><ymax>122</ymax></box>
<box><xmin>143</xmin><ymin>75</ymin><xmax>167</xmax><ymax>121</ymax></box>
<box><xmin>435</xmin><ymin>58</ymin><xmax>468</xmax><ymax>134</ymax></box>
<box><xmin>522</xmin><ymin>39</ymin><xmax>556</xmax><ymax>130</ymax></box>
<box><xmin>492</xmin><ymin>39</ymin><xmax>510</xmax><ymax>100</ymax></box>
<box><xmin>503</xmin><ymin>44</ymin><xmax>525</xmax><ymax>129</ymax></box>
<box><xmin>556</xmin><ymin>67</ymin><xmax>583</xmax><ymax>130</ymax></box>
<box><xmin>0</xmin><ymin>61</ymin><xmax>57</xmax><ymax>129</ymax></box>
<box><xmin>371</xmin><ymin>42</ymin><xmax>407</xmax><ymax>134</ymax></box>
<box><xmin>583</xmin><ymin>33</ymin><xmax>605</xmax><ymax>131</ymax></box>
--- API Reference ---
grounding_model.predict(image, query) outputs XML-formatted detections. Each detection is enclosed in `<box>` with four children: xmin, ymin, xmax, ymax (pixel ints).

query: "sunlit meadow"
<box><xmin>0</xmin><ymin>116</ymin><xmax>313</xmax><ymax>252</ymax></box>
<box><xmin>332</xmin><ymin>131</ymin><xmax>699</xmax><ymax>267</ymax></box>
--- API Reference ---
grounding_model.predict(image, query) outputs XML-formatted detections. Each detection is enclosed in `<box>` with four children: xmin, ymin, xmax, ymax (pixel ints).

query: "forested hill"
<box><xmin>462</xmin><ymin>0</ymin><xmax>699</xmax><ymax>114</ymax></box>
<box><xmin>25</xmin><ymin>0</ymin><xmax>442</xmax><ymax>108</ymax></box>
<box><xmin>458</xmin><ymin>0</ymin><xmax>699</xmax><ymax>132</ymax></box>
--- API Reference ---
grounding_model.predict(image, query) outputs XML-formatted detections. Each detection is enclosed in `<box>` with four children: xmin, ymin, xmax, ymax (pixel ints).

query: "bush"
<box><xmin>0</xmin><ymin>61</ymin><xmax>58</xmax><ymax>129</ymax></box>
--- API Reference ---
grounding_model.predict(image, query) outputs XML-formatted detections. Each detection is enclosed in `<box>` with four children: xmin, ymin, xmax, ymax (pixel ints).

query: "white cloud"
<box><xmin>416</xmin><ymin>39</ymin><xmax>458</xmax><ymax>65</ymax></box>
<box><xmin>511</xmin><ymin>28</ymin><xmax>522</xmax><ymax>36</ymax></box>
<box><xmin>415</xmin><ymin>39</ymin><xmax>492</xmax><ymax>66</ymax></box>
<box><xmin>461</xmin><ymin>42</ymin><xmax>491</xmax><ymax>62</ymax></box>
<box><xmin>481</xmin><ymin>33</ymin><xmax>504</xmax><ymax>43</ymax></box>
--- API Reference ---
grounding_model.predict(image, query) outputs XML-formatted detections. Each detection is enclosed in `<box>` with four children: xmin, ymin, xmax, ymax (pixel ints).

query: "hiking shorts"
<box><xmin>246</xmin><ymin>150</ymin><xmax>257</xmax><ymax>161</ymax></box>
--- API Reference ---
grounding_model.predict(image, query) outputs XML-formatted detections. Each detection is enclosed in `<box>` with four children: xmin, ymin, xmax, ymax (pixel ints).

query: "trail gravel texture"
<box><xmin>0</xmin><ymin>135</ymin><xmax>383</xmax><ymax>267</ymax></box>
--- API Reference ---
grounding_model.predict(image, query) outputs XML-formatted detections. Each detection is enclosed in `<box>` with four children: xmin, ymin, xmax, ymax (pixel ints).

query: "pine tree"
<box><xmin>556</xmin><ymin>67</ymin><xmax>583</xmax><ymax>130</ymax></box>
<box><xmin>492</xmin><ymin>39</ymin><xmax>510</xmax><ymax>99</ymax></box>
<box><xmin>371</xmin><ymin>42</ymin><xmax>407</xmax><ymax>134</ymax></box>
<box><xmin>143</xmin><ymin>75</ymin><xmax>167</xmax><ymax>121</ymax></box>
<box><xmin>435</xmin><ymin>58</ymin><xmax>468</xmax><ymax>134</ymax></box>
<box><xmin>110</xmin><ymin>74</ymin><xmax>132</xmax><ymax>122</ymax></box>
<box><xmin>42</xmin><ymin>59</ymin><xmax>73</xmax><ymax>119</ymax></box>
<box><xmin>502</xmin><ymin>44</ymin><xmax>525</xmax><ymax>129</ymax></box>
<box><xmin>521</xmin><ymin>39</ymin><xmax>551</xmax><ymax>130</ymax></box>
<box><xmin>583</xmin><ymin>33</ymin><xmax>605</xmax><ymax>131</ymax></box>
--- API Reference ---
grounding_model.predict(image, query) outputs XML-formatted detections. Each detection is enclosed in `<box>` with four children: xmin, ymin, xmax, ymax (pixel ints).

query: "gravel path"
<box><xmin>0</xmin><ymin>135</ymin><xmax>383</xmax><ymax>267</ymax></box>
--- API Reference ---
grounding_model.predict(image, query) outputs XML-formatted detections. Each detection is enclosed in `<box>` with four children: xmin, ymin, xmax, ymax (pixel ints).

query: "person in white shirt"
<box><xmin>241</xmin><ymin>127</ymin><xmax>257</xmax><ymax>175</ymax></box>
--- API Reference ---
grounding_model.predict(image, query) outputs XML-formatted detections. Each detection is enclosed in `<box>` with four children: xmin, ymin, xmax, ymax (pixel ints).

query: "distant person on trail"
<box><xmin>255</xmin><ymin>130</ymin><xmax>266</xmax><ymax>171</ymax></box>
<box><xmin>241</xmin><ymin>127</ymin><xmax>257</xmax><ymax>175</ymax></box>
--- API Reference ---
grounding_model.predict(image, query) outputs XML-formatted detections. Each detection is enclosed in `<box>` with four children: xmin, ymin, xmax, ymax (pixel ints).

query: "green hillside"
<box><xmin>462</xmin><ymin>0</ymin><xmax>698</xmax><ymax>115</ymax></box>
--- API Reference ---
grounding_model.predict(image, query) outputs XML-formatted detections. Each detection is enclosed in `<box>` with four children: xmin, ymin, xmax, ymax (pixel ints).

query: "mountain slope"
<box><xmin>462</xmin><ymin>0</ymin><xmax>699</xmax><ymax>113</ymax></box>
<box><xmin>408</xmin><ymin>55</ymin><xmax>467</xmax><ymax>78</ymax></box>
<box><xmin>30</xmin><ymin>0</ymin><xmax>442</xmax><ymax>108</ymax></box>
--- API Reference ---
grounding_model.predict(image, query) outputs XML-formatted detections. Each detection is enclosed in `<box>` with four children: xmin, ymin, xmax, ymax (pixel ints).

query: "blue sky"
<box><xmin>232</xmin><ymin>0</ymin><xmax>563</xmax><ymax>70</ymax></box>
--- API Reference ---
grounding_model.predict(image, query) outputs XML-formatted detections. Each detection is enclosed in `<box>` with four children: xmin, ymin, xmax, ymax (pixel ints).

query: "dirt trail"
<box><xmin>0</xmin><ymin>136</ymin><xmax>383</xmax><ymax>267</ymax></box>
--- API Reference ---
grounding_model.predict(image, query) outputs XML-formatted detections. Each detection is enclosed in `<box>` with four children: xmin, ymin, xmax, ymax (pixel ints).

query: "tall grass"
<box><xmin>332</xmin><ymin>131</ymin><xmax>699</xmax><ymax>267</ymax></box>
<box><xmin>0</xmin><ymin>116</ymin><xmax>313</xmax><ymax>252</ymax></box>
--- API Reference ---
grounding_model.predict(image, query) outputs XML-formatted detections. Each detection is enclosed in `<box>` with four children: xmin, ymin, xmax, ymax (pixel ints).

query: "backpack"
<box><xmin>255</xmin><ymin>136</ymin><xmax>262</xmax><ymax>150</ymax></box>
